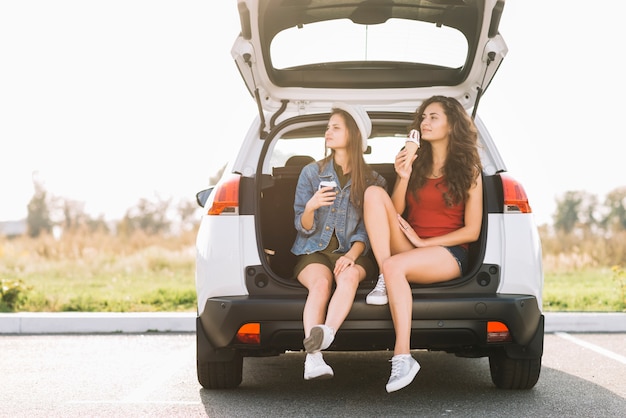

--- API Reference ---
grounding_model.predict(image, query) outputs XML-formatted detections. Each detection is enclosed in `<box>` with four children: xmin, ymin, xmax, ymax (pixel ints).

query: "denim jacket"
<box><xmin>291</xmin><ymin>159</ymin><xmax>387</xmax><ymax>256</ymax></box>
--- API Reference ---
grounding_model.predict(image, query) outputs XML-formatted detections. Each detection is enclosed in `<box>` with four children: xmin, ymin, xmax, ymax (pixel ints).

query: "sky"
<box><xmin>1</xmin><ymin>0</ymin><xmax>624</xmax><ymax>226</ymax></box>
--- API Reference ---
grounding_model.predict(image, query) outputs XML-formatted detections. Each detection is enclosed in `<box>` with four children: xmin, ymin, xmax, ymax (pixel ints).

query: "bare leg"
<box><xmin>384</xmin><ymin>248</ymin><xmax>462</xmax><ymax>355</ymax></box>
<box><xmin>363</xmin><ymin>186</ymin><xmax>412</xmax><ymax>270</ymax></box>
<box><xmin>297</xmin><ymin>263</ymin><xmax>333</xmax><ymax>337</ymax></box>
<box><xmin>363</xmin><ymin>186</ymin><xmax>392</xmax><ymax>270</ymax></box>
<box><xmin>324</xmin><ymin>265</ymin><xmax>366</xmax><ymax>331</ymax></box>
<box><xmin>383</xmin><ymin>256</ymin><xmax>414</xmax><ymax>355</ymax></box>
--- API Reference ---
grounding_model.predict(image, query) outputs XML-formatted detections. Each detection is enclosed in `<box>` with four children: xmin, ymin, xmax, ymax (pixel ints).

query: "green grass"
<box><xmin>7</xmin><ymin>265</ymin><xmax>624</xmax><ymax>313</ymax></box>
<box><xmin>543</xmin><ymin>267</ymin><xmax>625</xmax><ymax>312</ymax></box>
<box><xmin>7</xmin><ymin>267</ymin><xmax>196</xmax><ymax>313</ymax></box>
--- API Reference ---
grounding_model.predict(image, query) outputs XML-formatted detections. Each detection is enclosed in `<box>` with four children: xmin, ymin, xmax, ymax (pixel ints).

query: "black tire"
<box><xmin>489</xmin><ymin>351</ymin><xmax>541</xmax><ymax>389</ymax></box>
<box><xmin>197</xmin><ymin>352</ymin><xmax>243</xmax><ymax>390</ymax></box>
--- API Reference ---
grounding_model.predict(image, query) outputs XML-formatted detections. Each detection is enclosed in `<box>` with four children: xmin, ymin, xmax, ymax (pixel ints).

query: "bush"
<box><xmin>0</xmin><ymin>279</ymin><xmax>32</xmax><ymax>312</ymax></box>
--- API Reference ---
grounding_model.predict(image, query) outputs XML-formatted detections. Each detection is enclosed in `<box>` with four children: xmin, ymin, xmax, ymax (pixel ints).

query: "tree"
<box><xmin>177</xmin><ymin>199</ymin><xmax>199</xmax><ymax>232</ymax></box>
<box><xmin>26</xmin><ymin>173</ymin><xmax>52</xmax><ymax>238</ymax></box>
<box><xmin>553</xmin><ymin>191</ymin><xmax>583</xmax><ymax>234</ymax></box>
<box><xmin>58</xmin><ymin>198</ymin><xmax>110</xmax><ymax>234</ymax></box>
<box><xmin>85</xmin><ymin>215</ymin><xmax>110</xmax><ymax>234</ymax></box>
<box><xmin>553</xmin><ymin>190</ymin><xmax>600</xmax><ymax>234</ymax></box>
<box><xmin>61</xmin><ymin>199</ymin><xmax>87</xmax><ymax>231</ymax></box>
<box><xmin>603</xmin><ymin>186</ymin><xmax>626</xmax><ymax>232</ymax></box>
<box><xmin>119</xmin><ymin>196</ymin><xmax>172</xmax><ymax>235</ymax></box>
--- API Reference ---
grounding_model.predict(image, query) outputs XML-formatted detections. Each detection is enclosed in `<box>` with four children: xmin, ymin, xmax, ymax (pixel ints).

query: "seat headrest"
<box><xmin>285</xmin><ymin>155</ymin><xmax>315</xmax><ymax>167</ymax></box>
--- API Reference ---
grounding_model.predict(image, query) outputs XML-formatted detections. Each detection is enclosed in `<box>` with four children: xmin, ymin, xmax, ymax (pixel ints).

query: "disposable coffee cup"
<box><xmin>318</xmin><ymin>180</ymin><xmax>337</xmax><ymax>191</ymax></box>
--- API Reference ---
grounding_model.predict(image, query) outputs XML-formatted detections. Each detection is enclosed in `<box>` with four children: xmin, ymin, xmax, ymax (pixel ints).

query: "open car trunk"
<box><xmin>257</xmin><ymin>118</ymin><xmax>494</xmax><ymax>294</ymax></box>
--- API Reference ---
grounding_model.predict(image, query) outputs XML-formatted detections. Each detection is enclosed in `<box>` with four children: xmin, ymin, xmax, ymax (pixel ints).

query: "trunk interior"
<box><xmin>259</xmin><ymin>159</ymin><xmax>490</xmax><ymax>290</ymax></box>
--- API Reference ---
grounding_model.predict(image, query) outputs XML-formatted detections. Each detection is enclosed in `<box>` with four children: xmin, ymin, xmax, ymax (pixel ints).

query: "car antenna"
<box><xmin>471</xmin><ymin>51</ymin><xmax>495</xmax><ymax>120</ymax></box>
<box><xmin>244</xmin><ymin>53</ymin><xmax>268</xmax><ymax>139</ymax></box>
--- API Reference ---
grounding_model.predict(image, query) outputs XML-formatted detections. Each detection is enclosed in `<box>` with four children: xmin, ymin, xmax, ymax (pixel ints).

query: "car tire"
<box><xmin>197</xmin><ymin>352</ymin><xmax>243</xmax><ymax>390</ymax></box>
<box><xmin>489</xmin><ymin>351</ymin><xmax>541</xmax><ymax>390</ymax></box>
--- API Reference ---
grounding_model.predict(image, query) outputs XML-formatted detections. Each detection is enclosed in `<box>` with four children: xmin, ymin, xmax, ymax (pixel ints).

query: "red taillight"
<box><xmin>236</xmin><ymin>323</ymin><xmax>260</xmax><ymax>344</ymax></box>
<box><xmin>500</xmin><ymin>173</ymin><xmax>532</xmax><ymax>213</ymax></box>
<box><xmin>487</xmin><ymin>321</ymin><xmax>513</xmax><ymax>343</ymax></box>
<box><xmin>208</xmin><ymin>174</ymin><xmax>240</xmax><ymax>215</ymax></box>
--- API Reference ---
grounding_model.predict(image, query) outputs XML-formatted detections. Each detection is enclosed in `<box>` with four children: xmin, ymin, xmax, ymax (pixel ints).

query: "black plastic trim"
<box><xmin>197</xmin><ymin>293</ymin><xmax>542</xmax><ymax>360</ymax></box>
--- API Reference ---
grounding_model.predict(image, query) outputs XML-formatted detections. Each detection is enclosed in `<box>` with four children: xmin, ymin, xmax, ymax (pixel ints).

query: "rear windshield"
<box><xmin>269</xmin><ymin>135</ymin><xmax>407</xmax><ymax>169</ymax></box>
<box><xmin>271</xmin><ymin>18</ymin><xmax>468</xmax><ymax>70</ymax></box>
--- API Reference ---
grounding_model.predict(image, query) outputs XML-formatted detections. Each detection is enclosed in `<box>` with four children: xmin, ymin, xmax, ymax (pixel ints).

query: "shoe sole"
<box><xmin>303</xmin><ymin>326</ymin><xmax>332</xmax><ymax>353</ymax></box>
<box><xmin>386</xmin><ymin>361</ymin><xmax>420</xmax><ymax>393</ymax></box>
<box><xmin>365</xmin><ymin>295</ymin><xmax>388</xmax><ymax>305</ymax></box>
<box><xmin>304</xmin><ymin>370</ymin><xmax>334</xmax><ymax>380</ymax></box>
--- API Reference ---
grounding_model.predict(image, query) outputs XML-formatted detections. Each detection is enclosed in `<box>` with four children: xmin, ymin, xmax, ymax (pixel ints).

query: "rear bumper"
<box><xmin>197</xmin><ymin>293</ymin><xmax>543</xmax><ymax>358</ymax></box>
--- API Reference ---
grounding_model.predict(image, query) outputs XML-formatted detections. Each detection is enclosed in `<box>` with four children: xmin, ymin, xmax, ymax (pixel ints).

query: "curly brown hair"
<box><xmin>407</xmin><ymin>96</ymin><xmax>482</xmax><ymax>206</ymax></box>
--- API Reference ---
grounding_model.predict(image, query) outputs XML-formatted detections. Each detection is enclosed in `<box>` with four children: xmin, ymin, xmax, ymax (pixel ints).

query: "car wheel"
<box><xmin>197</xmin><ymin>352</ymin><xmax>243</xmax><ymax>390</ymax></box>
<box><xmin>489</xmin><ymin>351</ymin><xmax>541</xmax><ymax>390</ymax></box>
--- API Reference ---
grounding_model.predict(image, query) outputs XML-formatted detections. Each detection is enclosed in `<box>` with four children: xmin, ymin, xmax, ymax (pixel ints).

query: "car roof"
<box><xmin>232</xmin><ymin>0</ymin><xmax>507</xmax><ymax>118</ymax></box>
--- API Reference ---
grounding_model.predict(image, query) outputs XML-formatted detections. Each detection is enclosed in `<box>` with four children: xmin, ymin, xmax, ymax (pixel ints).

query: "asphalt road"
<box><xmin>1</xmin><ymin>333</ymin><xmax>625</xmax><ymax>417</ymax></box>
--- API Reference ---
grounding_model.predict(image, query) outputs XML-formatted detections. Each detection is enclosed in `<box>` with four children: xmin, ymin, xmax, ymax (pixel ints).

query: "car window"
<box><xmin>271</xmin><ymin>18</ymin><xmax>468</xmax><ymax>70</ymax></box>
<box><xmin>270</xmin><ymin>135</ymin><xmax>407</xmax><ymax>169</ymax></box>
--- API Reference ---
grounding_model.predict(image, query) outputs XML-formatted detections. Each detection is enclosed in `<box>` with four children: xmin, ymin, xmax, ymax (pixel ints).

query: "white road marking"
<box><xmin>555</xmin><ymin>332</ymin><xmax>626</xmax><ymax>365</ymax></box>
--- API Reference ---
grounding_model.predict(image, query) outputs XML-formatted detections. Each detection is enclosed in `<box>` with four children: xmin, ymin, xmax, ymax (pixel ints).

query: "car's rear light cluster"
<box><xmin>487</xmin><ymin>321</ymin><xmax>513</xmax><ymax>343</ymax></box>
<box><xmin>500</xmin><ymin>173</ymin><xmax>532</xmax><ymax>213</ymax></box>
<box><xmin>236</xmin><ymin>323</ymin><xmax>260</xmax><ymax>344</ymax></box>
<box><xmin>207</xmin><ymin>174</ymin><xmax>240</xmax><ymax>215</ymax></box>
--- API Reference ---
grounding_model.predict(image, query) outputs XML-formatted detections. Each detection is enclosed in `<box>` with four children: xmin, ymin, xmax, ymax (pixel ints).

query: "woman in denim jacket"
<box><xmin>291</xmin><ymin>103</ymin><xmax>386</xmax><ymax>381</ymax></box>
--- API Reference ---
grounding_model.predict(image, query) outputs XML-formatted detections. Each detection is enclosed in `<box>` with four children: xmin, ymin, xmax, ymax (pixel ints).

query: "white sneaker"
<box><xmin>304</xmin><ymin>352</ymin><xmax>334</xmax><ymax>380</ymax></box>
<box><xmin>366</xmin><ymin>275</ymin><xmax>388</xmax><ymax>305</ymax></box>
<box><xmin>303</xmin><ymin>324</ymin><xmax>335</xmax><ymax>353</ymax></box>
<box><xmin>386</xmin><ymin>354</ymin><xmax>420</xmax><ymax>393</ymax></box>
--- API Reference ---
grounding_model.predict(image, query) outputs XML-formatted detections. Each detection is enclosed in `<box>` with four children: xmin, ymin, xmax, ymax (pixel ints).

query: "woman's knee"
<box><xmin>308</xmin><ymin>276</ymin><xmax>333</xmax><ymax>297</ymax></box>
<box><xmin>335</xmin><ymin>267</ymin><xmax>361</xmax><ymax>290</ymax></box>
<box><xmin>381</xmin><ymin>257</ymin><xmax>404</xmax><ymax>280</ymax></box>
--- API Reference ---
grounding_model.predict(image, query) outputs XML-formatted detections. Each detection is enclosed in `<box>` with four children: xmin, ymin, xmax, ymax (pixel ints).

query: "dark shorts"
<box><xmin>293</xmin><ymin>234</ymin><xmax>377</xmax><ymax>281</ymax></box>
<box><xmin>294</xmin><ymin>251</ymin><xmax>376</xmax><ymax>281</ymax></box>
<box><xmin>443</xmin><ymin>245</ymin><xmax>468</xmax><ymax>275</ymax></box>
<box><xmin>294</xmin><ymin>232</ymin><xmax>377</xmax><ymax>280</ymax></box>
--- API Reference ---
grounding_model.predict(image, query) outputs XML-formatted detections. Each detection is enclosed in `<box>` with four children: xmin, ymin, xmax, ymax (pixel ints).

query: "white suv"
<box><xmin>195</xmin><ymin>0</ymin><xmax>543</xmax><ymax>390</ymax></box>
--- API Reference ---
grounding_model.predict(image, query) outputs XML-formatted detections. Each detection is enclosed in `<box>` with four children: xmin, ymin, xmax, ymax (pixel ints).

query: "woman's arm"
<box><xmin>345</xmin><ymin>241</ymin><xmax>365</xmax><ymax>262</ymax></box>
<box><xmin>390</xmin><ymin>149</ymin><xmax>414</xmax><ymax>214</ymax></box>
<box><xmin>293</xmin><ymin>165</ymin><xmax>318</xmax><ymax>232</ymax></box>
<box><xmin>298</xmin><ymin>185</ymin><xmax>337</xmax><ymax>230</ymax></box>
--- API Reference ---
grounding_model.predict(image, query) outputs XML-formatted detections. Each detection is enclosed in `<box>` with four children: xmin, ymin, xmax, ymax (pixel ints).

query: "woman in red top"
<box><xmin>363</xmin><ymin>95</ymin><xmax>483</xmax><ymax>393</ymax></box>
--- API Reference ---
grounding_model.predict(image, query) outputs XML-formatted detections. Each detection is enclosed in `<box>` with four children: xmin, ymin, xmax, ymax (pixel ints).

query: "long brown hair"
<box><xmin>407</xmin><ymin>96</ymin><xmax>482</xmax><ymax>206</ymax></box>
<box><xmin>319</xmin><ymin>108</ymin><xmax>374</xmax><ymax>213</ymax></box>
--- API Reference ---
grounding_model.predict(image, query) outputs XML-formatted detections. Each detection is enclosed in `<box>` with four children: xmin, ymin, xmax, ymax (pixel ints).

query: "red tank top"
<box><xmin>405</xmin><ymin>177</ymin><xmax>465</xmax><ymax>240</ymax></box>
